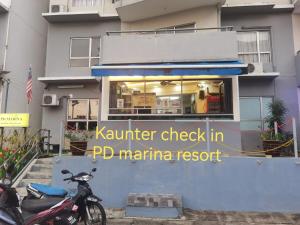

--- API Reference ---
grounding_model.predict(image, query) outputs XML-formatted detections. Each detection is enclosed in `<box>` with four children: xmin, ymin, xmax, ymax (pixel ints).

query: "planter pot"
<box><xmin>263</xmin><ymin>140</ymin><xmax>285</xmax><ymax>157</ymax></box>
<box><xmin>70</xmin><ymin>141</ymin><xmax>87</xmax><ymax>156</ymax></box>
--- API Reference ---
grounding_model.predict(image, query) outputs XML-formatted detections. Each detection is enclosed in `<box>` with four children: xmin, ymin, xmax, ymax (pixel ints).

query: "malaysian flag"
<box><xmin>26</xmin><ymin>66</ymin><xmax>33</xmax><ymax>104</ymax></box>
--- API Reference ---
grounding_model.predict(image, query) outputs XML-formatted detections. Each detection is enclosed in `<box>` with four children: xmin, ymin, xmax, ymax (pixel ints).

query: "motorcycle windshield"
<box><xmin>0</xmin><ymin>209</ymin><xmax>17</xmax><ymax>225</ymax></box>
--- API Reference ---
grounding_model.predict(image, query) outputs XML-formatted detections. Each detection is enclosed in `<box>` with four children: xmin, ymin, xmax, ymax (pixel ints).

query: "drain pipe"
<box><xmin>1</xmin><ymin>7</ymin><xmax>11</xmax><ymax>113</ymax></box>
<box><xmin>3</xmin><ymin>78</ymin><xmax>10</xmax><ymax>113</ymax></box>
<box><xmin>3</xmin><ymin>11</ymin><xmax>11</xmax><ymax>71</ymax></box>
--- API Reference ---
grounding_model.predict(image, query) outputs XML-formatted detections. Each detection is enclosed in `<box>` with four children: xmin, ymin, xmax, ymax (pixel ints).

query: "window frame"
<box><xmin>108</xmin><ymin>78</ymin><xmax>234</xmax><ymax>119</ymax></box>
<box><xmin>240</xmin><ymin>96</ymin><xmax>273</xmax><ymax>131</ymax></box>
<box><xmin>67</xmin><ymin>98</ymin><xmax>99</xmax><ymax>131</ymax></box>
<box><xmin>69</xmin><ymin>37</ymin><xmax>101</xmax><ymax>68</ymax></box>
<box><xmin>237</xmin><ymin>30</ymin><xmax>273</xmax><ymax>64</ymax></box>
<box><xmin>72</xmin><ymin>0</ymin><xmax>101</xmax><ymax>7</ymax></box>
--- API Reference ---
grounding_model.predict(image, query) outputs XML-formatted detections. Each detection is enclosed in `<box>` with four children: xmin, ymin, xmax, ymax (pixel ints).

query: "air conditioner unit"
<box><xmin>249</xmin><ymin>62</ymin><xmax>264</xmax><ymax>74</ymax></box>
<box><xmin>50</xmin><ymin>4</ymin><xmax>67</xmax><ymax>13</ymax></box>
<box><xmin>42</xmin><ymin>94</ymin><xmax>60</xmax><ymax>107</ymax></box>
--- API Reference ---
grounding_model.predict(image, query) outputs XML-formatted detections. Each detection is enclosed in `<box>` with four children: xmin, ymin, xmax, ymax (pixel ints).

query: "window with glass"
<box><xmin>240</xmin><ymin>97</ymin><xmax>273</xmax><ymax>131</ymax></box>
<box><xmin>67</xmin><ymin>99</ymin><xmax>99</xmax><ymax>131</ymax></box>
<box><xmin>237</xmin><ymin>30</ymin><xmax>272</xmax><ymax>64</ymax></box>
<box><xmin>72</xmin><ymin>0</ymin><xmax>100</xmax><ymax>7</ymax></box>
<box><xmin>70</xmin><ymin>37</ymin><xmax>100</xmax><ymax>67</ymax></box>
<box><xmin>109</xmin><ymin>79</ymin><xmax>233</xmax><ymax>119</ymax></box>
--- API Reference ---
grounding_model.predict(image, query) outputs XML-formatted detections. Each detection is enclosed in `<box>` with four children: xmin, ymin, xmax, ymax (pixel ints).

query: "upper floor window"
<box><xmin>70</xmin><ymin>37</ymin><xmax>101</xmax><ymax>68</ymax></box>
<box><xmin>157</xmin><ymin>23</ymin><xmax>196</xmax><ymax>34</ymax></box>
<box><xmin>237</xmin><ymin>30</ymin><xmax>272</xmax><ymax>64</ymax></box>
<box><xmin>72</xmin><ymin>0</ymin><xmax>100</xmax><ymax>7</ymax></box>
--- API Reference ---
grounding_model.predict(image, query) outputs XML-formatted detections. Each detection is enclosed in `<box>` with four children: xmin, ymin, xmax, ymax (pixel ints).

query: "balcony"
<box><xmin>223</xmin><ymin>0</ymin><xmax>295</xmax><ymax>14</ymax></box>
<box><xmin>42</xmin><ymin>0</ymin><xmax>118</xmax><ymax>23</ymax></box>
<box><xmin>114</xmin><ymin>0</ymin><xmax>226</xmax><ymax>22</ymax></box>
<box><xmin>100</xmin><ymin>27</ymin><xmax>239</xmax><ymax>65</ymax></box>
<box><xmin>0</xmin><ymin>0</ymin><xmax>10</xmax><ymax>14</ymax></box>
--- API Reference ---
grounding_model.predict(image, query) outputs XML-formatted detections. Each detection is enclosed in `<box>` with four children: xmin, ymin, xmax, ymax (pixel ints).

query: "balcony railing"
<box><xmin>106</xmin><ymin>26</ymin><xmax>234</xmax><ymax>36</ymax></box>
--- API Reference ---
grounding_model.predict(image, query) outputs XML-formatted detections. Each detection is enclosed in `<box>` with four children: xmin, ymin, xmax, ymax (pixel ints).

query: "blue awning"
<box><xmin>91</xmin><ymin>61</ymin><xmax>249</xmax><ymax>77</ymax></box>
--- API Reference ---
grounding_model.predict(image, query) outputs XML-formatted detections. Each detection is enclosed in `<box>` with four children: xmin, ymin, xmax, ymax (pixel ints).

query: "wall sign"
<box><xmin>0</xmin><ymin>113</ymin><xmax>30</xmax><ymax>128</ymax></box>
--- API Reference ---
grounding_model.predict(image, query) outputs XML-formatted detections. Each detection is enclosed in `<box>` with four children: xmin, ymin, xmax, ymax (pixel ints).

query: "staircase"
<box><xmin>13</xmin><ymin>158</ymin><xmax>54</xmax><ymax>197</ymax></box>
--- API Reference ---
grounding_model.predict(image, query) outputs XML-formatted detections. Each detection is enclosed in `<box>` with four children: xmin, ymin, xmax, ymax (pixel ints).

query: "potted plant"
<box><xmin>261</xmin><ymin>99</ymin><xmax>288</xmax><ymax>157</ymax></box>
<box><xmin>65</xmin><ymin>129</ymin><xmax>93</xmax><ymax>156</ymax></box>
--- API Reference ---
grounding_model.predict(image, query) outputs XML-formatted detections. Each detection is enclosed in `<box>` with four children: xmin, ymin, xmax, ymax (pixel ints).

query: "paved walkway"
<box><xmin>107</xmin><ymin>209</ymin><xmax>300</xmax><ymax>225</ymax></box>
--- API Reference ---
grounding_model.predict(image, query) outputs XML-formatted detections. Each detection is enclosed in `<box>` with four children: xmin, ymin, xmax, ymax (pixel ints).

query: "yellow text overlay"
<box><xmin>93</xmin><ymin>146</ymin><xmax>222</xmax><ymax>162</ymax></box>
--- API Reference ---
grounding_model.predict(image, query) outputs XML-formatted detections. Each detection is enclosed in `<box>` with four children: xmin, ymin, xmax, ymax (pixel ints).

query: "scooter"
<box><xmin>0</xmin><ymin>163</ymin><xmax>106</xmax><ymax>225</ymax></box>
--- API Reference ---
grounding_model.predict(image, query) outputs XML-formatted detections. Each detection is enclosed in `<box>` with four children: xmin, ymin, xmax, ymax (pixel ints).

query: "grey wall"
<box><xmin>45</xmin><ymin>21</ymin><xmax>121</xmax><ymax>78</ymax></box>
<box><xmin>296</xmin><ymin>54</ymin><xmax>300</xmax><ymax>86</ymax></box>
<box><xmin>1</xmin><ymin>0</ymin><xmax>49</xmax><ymax>131</ymax></box>
<box><xmin>239</xmin><ymin>78</ymin><xmax>275</xmax><ymax>97</ymax></box>
<box><xmin>42</xmin><ymin>82</ymin><xmax>100</xmax><ymax>144</ymax></box>
<box><xmin>223</xmin><ymin>13</ymin><xmax>300</xmax><ymax>147</ymax></box>
<box><xmin>222</xmin><ymin>13</ymin><xmax>296</xmax><ymax>76</ymax></box>
<box><xmin>101</xmin><ymin>31</ymin><xmax>238</xmax><ymax>64</ymax></box>
<box><xmin>53</xmin><ymin>156</ymin><xmax>300</xmax><ymax>213</ymax></box>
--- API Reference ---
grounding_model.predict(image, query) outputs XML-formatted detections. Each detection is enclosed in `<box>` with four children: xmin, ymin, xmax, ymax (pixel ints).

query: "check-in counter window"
<box><xmin>109</xmin><ymin>79</ymin><xmax>233</xmax><ymax>120</ymax></box>
<box><xmin>67</xmin><ymin>99</ymin><xmax>99</xmax><ymax>130</ymax></box>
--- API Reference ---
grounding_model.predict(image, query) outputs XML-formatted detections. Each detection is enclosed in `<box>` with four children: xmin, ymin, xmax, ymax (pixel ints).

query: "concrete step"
<box><xmin>36</xmin><ymin>158</ymin><xmax>54</xmax><ymax>165</ymax></box>
<box><xmin>30</xmin><ymin>164</ymin><xmax>53</xmax><ymax>172</ymax></box>
<box><xmin>25</xmin><ymin>171</ymin><xmax>52</xmax><ymax>179</ymax></box>
<box><xmin>18</xmin><ymin>178</ymin><xmax>51</xmax><ymax>187</ymax></box>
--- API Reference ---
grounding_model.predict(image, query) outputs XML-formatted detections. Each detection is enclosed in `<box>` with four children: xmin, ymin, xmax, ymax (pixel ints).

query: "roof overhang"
<box><xmin>222</xmin><ymin>3</ymin><xmax>294</xmax><ymax>15</ymax></box>
<box><xmin>42</xmin><ymin>11</ymin><xmax>118</xmax><ymax>23</ymax></box>
<box><xmin>92</xmin><ymin>61</ymin><xmax>249</xmax><ymax>77</ymax></box>
<box><xmin>238</xmin><ymin>72</ymin><xmax>279</xmax><ymax>80</ymax></box>
<box><xmin>38</xmin><ymin>76</ymin><xmax>100</xmax><ymax>84</ymax></box>
<box><xmin>115</xmin><ymin>0</ymin><xmax>225</xmax><ymax>22</ymax></box>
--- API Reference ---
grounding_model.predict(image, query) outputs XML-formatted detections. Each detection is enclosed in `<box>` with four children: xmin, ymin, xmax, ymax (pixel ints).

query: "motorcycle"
<box><xmin>0</xmin><ymin>163</ymin><xmax>106</xmax><ymax>225</ymax></box>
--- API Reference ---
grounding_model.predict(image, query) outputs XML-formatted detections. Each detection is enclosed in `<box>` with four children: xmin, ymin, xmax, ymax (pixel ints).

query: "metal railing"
<box><xmin>0</xmin><ymin>129</ymin><xmax>51</xmax><ymax>184</ymax></box>
<box><xmin>106</xmin><ymin>26</ymin><xmax>234</xmax><ymax>36</ymax></box>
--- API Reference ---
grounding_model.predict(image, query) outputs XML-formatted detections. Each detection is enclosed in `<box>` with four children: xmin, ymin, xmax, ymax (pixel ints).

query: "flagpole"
<box><xmin>25</xmin><ymin>64</ymin><xmax>33</xmax><ymax>142</ymax></box>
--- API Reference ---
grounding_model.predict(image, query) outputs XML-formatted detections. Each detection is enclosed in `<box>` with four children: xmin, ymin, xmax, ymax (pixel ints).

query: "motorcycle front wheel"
<box><xmin>84</xmin><ymin>202</ymin><xmax>106</xmax><ymax>225</ymax></box>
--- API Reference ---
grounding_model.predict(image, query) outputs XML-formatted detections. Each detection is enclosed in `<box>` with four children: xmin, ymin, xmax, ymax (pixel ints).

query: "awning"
<box><xmin>91</xmin><ymin>61</ymin><xmax>249</xmax><ymax>77</ymax></box>
<box><xmin>38</xmin><ymin>76</ymin><xmax>99</xmax><ymax>84</ymax></box>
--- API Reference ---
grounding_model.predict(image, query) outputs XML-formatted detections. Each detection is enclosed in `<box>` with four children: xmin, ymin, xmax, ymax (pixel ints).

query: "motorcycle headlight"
<box><xmin>75</xmin><ymin>175</ymin><xmax>90</xmax><ymax>182</ymax></box>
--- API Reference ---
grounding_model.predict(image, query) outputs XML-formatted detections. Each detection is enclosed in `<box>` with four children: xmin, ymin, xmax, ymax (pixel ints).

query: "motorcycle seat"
<box><xmin>28</xmin><ymin>183</ymin><xmax>67</xmax><ymax>197</ymax></box>
<box><xmin>21</xmin><ymin>197</ymin><xmax>65</xmax><ymax>213</ymax></box>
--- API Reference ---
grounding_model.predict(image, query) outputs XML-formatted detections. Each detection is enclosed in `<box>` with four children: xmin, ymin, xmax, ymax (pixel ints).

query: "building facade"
<box><xmin>41</xmin><ymin>0</ymin><xmax>299</xmax><ymax>152</ymax></box>
<box><xmin>40</xmin><ymin>0</ymin><xmax>300</xmax><ymax>213</ymax></box>
<box><xmin>0</xmin><ymin>0</ymin><xmax>48</xmax><ymax>130</ymax></box>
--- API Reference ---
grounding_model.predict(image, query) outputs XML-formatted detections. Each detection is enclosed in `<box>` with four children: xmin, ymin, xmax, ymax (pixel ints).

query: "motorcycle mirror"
<box><xmin>92</xmin><ymin>168</ymin><xmax>97</xmax><ymax>172</ymax></box>
<box><xmin>61</xmin><ymin>169</ymin><xmax>71</xmax><ymax>174</ymax></box>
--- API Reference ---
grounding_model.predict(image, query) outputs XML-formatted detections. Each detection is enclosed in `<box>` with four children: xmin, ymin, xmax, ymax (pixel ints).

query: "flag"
<box><xmin>26</xmin><ymin>66</ymin><xmax>33</xmax><ymax>104</ymax></box>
